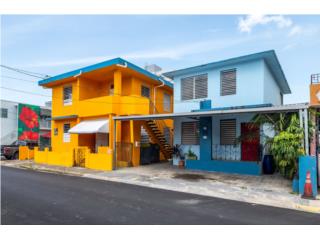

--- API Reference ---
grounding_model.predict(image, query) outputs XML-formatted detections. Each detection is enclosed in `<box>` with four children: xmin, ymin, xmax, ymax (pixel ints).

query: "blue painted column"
<box><xmin>299</xmin><ymin>155</ymin><xmax>318</xmax><ymax>198</ymax></box>
<box><xmin>199</xmin><ymin>117</ymin><xmax>212</xmax><ymax>162</ymax></box>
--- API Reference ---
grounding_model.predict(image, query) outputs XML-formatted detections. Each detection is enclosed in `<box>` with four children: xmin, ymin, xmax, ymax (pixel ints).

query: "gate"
<box><xmin>74</xmin><ymin>147</ymin><xmax>87</xmax><ymax>167</ymax></box>
<box><xmin>116</xmin><ymin>142</ymin><xmax>133</xmax><ymax>167</ymax></box>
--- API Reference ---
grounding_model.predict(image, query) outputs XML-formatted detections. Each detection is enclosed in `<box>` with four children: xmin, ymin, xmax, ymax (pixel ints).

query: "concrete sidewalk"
<box><xmin>1</xmin><ymin>160</ymin><xmax>320</xmax><ymax>214</ymax></box>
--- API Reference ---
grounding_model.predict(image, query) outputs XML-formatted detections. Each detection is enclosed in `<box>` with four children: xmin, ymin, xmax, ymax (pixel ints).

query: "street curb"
<box><xmin>1</xmin><ymin>162</ymin><xmax>84</xmax><ymax>177</ymax></box>
<box><xmin>83</xmin><ymin>173</ymin><xmax>320</xmax><ymax>214</ymax></box>
<box><xmin>295</xmin><ymin>204</ymin><xmax>320</xmax><ymax>214</ymax></box>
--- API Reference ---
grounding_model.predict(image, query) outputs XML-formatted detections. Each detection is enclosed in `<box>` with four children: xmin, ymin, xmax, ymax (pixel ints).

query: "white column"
<box><xmin>304</xmin><ymin>109</ymin><xmax>309</xmax><ymax>155</ymax></box>
<box><xmin>113</xmin><ymin>119</ymin><xmax>117</xmax><ymax>170</ymax></box>
<box><xmin>299</xmin><ymin>109</ymin><xmax>304</xmax><ymax>148</ymax></box>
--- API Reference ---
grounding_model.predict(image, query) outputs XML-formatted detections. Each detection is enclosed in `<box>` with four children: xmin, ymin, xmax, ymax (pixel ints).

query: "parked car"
<box><xmin>1</xmin><ymin>140</ymin><xmax>38</xmax><ymax>160</ymax></box>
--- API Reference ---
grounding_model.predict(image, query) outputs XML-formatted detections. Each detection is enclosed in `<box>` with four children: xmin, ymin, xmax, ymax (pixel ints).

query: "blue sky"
<box><xmin>1</xmin><ymin>15</ymin><xmax>320</xmax><ymax>106</ymax></box>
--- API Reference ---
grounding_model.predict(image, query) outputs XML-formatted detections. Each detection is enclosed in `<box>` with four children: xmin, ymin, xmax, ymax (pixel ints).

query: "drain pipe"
<box><xmin>74</xmin><ymin>70</ymin><xmax>82</xmax><ymax>78</ymax></box>
<box><xmin>153</xmin><ymin>78</ymin><xmax>165</xmax><ymax>113</ymax></box>
<box><xmin>116</xmin><ymin>62</ymin><xmax>127</xmax><ymax>68</ymax></box>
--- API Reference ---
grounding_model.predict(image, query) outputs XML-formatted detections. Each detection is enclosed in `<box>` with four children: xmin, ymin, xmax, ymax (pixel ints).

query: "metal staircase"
<box><xmin>143</xmin><ymin>119</ymin><xmax>173</xmax><ymax>160</ymax></box>
<box><xmin>143</xmin><ymin>101</ymin><xmax>173</xmax><ymax>160</ymax></box>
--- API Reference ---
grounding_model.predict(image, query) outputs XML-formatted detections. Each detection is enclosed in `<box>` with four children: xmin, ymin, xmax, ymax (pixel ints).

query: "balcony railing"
<box><xmin>311</xmin><ymin>73</ymin><xmax>320</xmax><ymax>84</ymax></box>
<box><xmin>52</xmin><ymin>95</ymin><xmax>151</xmax><ymax>118</ymax></box>
<box><xmin>40</xmin><ymin>120</ymin><xmax>51</xmax><ymax>129</ymax></box>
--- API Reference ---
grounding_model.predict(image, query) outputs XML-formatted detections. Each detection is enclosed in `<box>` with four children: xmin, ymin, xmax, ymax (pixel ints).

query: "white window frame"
<box><xmin>181</xmin><ymin>121</ymin><xmax>200</xmax><ymax>145</ymax></box>
<box><xmin>220</xmin><ymin>119</ymin><xmax>236</xmax><ymax>145</ymax></box>
<box><xmin>1</xmin><ymin>108</ymin><xmax>8</xmax><ymax>118</ymax></box>
<box><xmin>63</xmin><ymin>85</ymin><xmax>72</xmax><ymax>106</ymax></box>
<box><xmin>163</xmin><ymin>93</ymin><xmax>171</xmax><ymax>112</ymax></box>
<box><xmin>220</xmin><ymin>69</ymin><xmax>237</xmax><ymax>96</ymax></box>
<box><xmin>63</xmin><ymin>123</ymin><xmax>71</xmax><ymax>143</ymax></box>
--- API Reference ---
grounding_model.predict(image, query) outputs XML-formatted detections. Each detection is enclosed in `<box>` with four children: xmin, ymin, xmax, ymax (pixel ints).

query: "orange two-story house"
<box><xmin>35</xmin><ymin>58</ymin><xmax>173</xmax><ymax>170</ymax></box>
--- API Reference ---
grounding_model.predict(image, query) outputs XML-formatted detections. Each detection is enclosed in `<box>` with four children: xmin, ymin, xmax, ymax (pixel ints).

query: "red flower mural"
<box><xmin>19</xmin><ymin>106</ymin><xmax>39</xmax><ymax>129</ymax></box>
<box><xmin>19</xmin><ymin>131</ymin><xmax>39</xmax><ymax>141</ymax></box>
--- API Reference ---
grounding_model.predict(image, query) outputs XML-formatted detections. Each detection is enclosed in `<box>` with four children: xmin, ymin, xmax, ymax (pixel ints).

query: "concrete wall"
<box><xmin>263</xmin><ymin>61</ymin><xmax>282</xmax><ymax>105</ymax></box>
<box><xmin>0</xmin><ymin>100</ymin><xmax>18</xmax><ymax>145</ymax></box>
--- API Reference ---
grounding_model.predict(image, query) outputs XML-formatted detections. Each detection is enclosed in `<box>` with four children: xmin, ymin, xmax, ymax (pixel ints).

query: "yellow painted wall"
<box><xmin>85</xmin><ymin>152</ymin><xmax>113</xmax><ymax>171</ymax></box>
<box><xmin>79</xmin><ymin>78</ymin><xmax>109</xmax><ymax>100</ymax></box>
<box><xmin>51</xmin><ymin>119</ymin><xmax>78</xmax><ymax>152</ymax></box>
<box><xmin>51</xmin><ymin>80</ymin><xmax>79</xmax><ymax>118</ymax></box>
<box><xmin>34</xmin><ymin>147</ymin><xmax>74</xmax><ymax>167</ymax></box>
<box><xmin>122</xmin><ymin>77</ymin><xmax>132</xmax><ymax>96</ymax></box>
<box><xmin>131</xmin><ymin>120</ymin><xmax>142</xmax><ymax>167</ymax></box>
<box><xmin>19</xmin><ymin>146</ymin><xmax>34</xmax><ymax>160</ymax></box>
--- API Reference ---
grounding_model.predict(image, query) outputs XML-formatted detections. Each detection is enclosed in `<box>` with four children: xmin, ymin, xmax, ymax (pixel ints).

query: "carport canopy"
<box><xmin>113</xmin><ymin>103</ymin><xmax>309</xmax><ymax>121</ymax></box>
<box><xmin>110</xmin><ymin>103</ymin><xmax>310</xmax><ymax>170</ymax></box>
<box><xmin>69</xmin><ymin>119</ymin><xmax>109</xmax><ymax>134</ymax></box>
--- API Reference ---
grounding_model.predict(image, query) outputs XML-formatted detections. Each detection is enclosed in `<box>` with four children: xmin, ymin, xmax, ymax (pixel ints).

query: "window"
<box><xmin>163</xmin><ymin>93</ymin><xmax>171</xmax><ymax>112</ymax></box>
<box><xmin>110</xmin><ymin>84</ymin><xmax>114</xmax><ymax>96</ymax></box>
<box><xmin>181</xmin><ymin>121</ymin><xmax>199</xmax><ymax>145</ymax></box>
<box><xmin>181</xmin><ymin>74</ymin><xmax>208</xmax><ymax>100</ymax></box>
<box><xmin>221</xmin><ymin>69</ymin><xmax>236</xmax><ymax>96</ymax></box>
<box><xmin>141</xmin><ymin>85</ymin><xmax>151</xmax><ymax>98</ymax></box>
<box><xmin>1</xmin><ymin>108</ymin><xmax>8</xmax><ymax>118</ymax></box>
<box><xmin>220</xmin><ymin>119</ymin><xmax>236</xmax><ymax>145</ymax></box>
<box><xmin>63</xmin><ymin>123</ymin><xmax>71</xmax><ymax>143</ymax></box>
<box><xmin>63</xmin><ymin>86</ymin><xmax>72</xmax><ymax>105</ymax></box>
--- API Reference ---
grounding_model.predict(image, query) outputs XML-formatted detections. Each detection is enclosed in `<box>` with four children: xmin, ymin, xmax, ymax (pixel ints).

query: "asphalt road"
<box><xmin>1</xmin><ymin>166</ymin><xmax>320</xmax><ymax>224</ymax></box>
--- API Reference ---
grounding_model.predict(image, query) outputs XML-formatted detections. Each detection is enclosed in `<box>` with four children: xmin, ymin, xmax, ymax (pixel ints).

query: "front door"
<box><xmin>241</xmin><ymin>123</ymin><xmax>260</xmax><ymax>161</ymax></box>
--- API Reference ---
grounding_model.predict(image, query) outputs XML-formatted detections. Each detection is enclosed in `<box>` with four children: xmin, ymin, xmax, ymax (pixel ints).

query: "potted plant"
<box><xmin>172</xmin><ymin>144</ymin><xmax>183</xmax><ymax>166</ymax></box>
<box><xmin>185</xmin><ymin>147</ymin><xmax>197</xmax><ymax>160</ymax></box>
<box><xmin>261</xmin><ymin>136</ymin><xmax>275</xmax><ymax>174</ymax></box>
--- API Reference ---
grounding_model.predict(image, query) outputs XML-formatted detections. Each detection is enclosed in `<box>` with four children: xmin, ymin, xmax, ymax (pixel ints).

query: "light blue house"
<box><xmin>163</xmin><ymin>50</ymin><xmax>292</xmax><ymax>175</ymax></box>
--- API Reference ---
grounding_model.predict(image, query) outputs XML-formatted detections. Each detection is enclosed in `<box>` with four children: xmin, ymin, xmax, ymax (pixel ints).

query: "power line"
<box><xmin>1</xmin><ymin>75</ymin><xmax>38</xmax><ymax>83</ymax></box>
<box><xmin>0</xmin><ymin>65</ymin><xmax>51</xmax><ymax>79</ymax></box>
<box><xmin>0</xmin><ymin>86</ymin><xmax>175</xmax><ymax>106</ymax></box>
<box><xmin>0</xmin><ymin>83</ymin><xmax>195</xmax><ymax>105</ymax></box>
<box><xmin>0</xmin><ymin>75</ymin><xmax>190</xmax><ymax>104</ymax></box>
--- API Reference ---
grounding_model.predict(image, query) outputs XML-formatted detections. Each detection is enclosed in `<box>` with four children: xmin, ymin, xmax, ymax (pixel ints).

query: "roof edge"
<box><xmin>38</xmin><ymin>57</ymin><xmax>173</xmax><ymax>89</ymax></box>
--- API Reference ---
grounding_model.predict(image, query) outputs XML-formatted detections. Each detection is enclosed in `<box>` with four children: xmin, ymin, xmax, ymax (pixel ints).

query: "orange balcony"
<box><xmin>52</xmin><ymin>95</ymin><xmax>151</xmax><ymax>118</ymax></box>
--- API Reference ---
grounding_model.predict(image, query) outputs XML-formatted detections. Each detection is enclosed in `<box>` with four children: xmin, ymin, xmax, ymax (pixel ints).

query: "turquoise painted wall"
<box><xmin>173</xmin><ymin>59</ymin><xmax>282</xmax><ymax>113</ymax></box>
<box><xmin>263</xmin><ymin>61</ymin><xmax>282</xmax><ymax>105</ymax></box>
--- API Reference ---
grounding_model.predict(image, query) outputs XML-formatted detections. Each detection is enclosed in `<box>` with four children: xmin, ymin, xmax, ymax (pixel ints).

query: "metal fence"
<box><xmin>212</xmin><ymin>144</ymin><xmax>241</xmax><ymax>161</ymax></box>
<box><xmin>311</xmin><ymin>73</ymin><xmax>320</xmax><ymax>84</ymax></box>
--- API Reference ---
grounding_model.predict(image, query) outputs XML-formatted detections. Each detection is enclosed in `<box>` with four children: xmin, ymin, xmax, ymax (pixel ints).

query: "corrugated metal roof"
<box><xmin>113</xmin><ymin>103</ymin><xmax>309</xmax><ymax>121</ymax></box>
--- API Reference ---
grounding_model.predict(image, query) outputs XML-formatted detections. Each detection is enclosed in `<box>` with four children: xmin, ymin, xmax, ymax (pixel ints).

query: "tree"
<box><xmin>270</xmin><ymin>115</ymin><xmax>304</xmax><ymax>179</ymax></box>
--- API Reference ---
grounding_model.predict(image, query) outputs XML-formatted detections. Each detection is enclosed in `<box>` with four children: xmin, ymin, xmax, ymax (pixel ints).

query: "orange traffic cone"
<box><xmin>302</xmin><ymin>171</ymin><xmax>315</xmax><ymax>199</ymax></box>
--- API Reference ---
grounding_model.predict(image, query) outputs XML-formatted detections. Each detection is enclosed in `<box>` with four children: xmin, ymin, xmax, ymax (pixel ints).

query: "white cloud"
<box><xmin>282</xmin><ymin>43</ymin><xmax>297</xmax><ymax>51</ymax></box>
<box><xmin>288</xmin><ymin>25</ymin><xmax>302</xmax><ymax>37</ymax></box>
<box><xmin>23</xmin><ymin>35</ymin><xmax>259</xmax><ymax>68</ymax></box>
<box><xmin>238</xmin><ymin>15</ymin><xmax>292</xmax><ymax>33</ymax></box>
